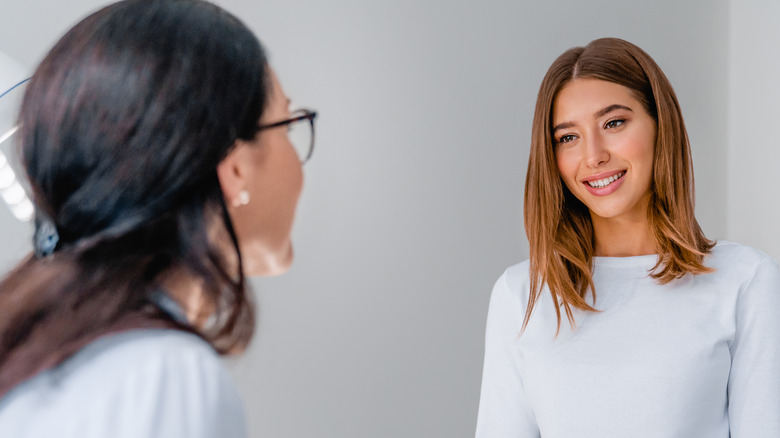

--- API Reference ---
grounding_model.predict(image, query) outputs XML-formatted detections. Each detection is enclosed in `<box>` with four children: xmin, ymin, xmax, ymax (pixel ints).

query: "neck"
<box><xmin>159</xmin><ymin>269</ymin><xmax>212</xmax><ymax>325</ymax></box>
<box><xmin>591</xmin><ymin>209</ymin><xmax>656</xmax><ymax>257</ymax></box>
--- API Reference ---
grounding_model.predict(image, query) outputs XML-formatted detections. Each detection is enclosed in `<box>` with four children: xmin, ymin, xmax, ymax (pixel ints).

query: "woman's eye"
<box><xmin>605</xmin><ymin>119</ymin><xmax>625</xmax><ymax>129</ymax></box>
<box><xmin>557</xmin><ymin>134</ymin><xmax>575</xmax><ymax>144</ymax></box>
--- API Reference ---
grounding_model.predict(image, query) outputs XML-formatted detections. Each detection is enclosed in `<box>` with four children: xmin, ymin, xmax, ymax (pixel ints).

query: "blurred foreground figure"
<box><xmin>0</xmin><ymin>0</ymin><xmax>316</xmax><ymax>436</ymax></box>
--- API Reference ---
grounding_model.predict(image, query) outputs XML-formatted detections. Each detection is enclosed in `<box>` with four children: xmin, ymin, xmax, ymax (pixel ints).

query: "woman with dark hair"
<box><xmin>476</xmin><ymin>38</ymin><xmax>780</xmax><ymax>437</ymax></box>
<box><xmin>0</xmin><ymin>0</ymin><xmax>316</xmax><ymax>436</ymax></box>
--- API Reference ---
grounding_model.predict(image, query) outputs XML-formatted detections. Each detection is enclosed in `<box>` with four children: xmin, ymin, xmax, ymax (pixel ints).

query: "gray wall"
<box><xmin>0</xmin><ymin>0</ymin><xmax>762</xmax><ymax>437</ymax></box>
<box><xmin>727</xmin><ymin>0</ymin><xmax>780</xmax><ymax>261</ymax></box>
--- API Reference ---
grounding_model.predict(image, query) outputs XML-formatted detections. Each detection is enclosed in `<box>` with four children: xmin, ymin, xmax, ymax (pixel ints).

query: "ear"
<box><xmin>217</xmin><ymin>141</ymin><xmax>252</xmax><ymax>206</ymax></box>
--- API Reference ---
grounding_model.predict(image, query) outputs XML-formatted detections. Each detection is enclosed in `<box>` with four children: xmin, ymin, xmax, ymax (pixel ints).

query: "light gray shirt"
<box><xmin>0</xmin><ymin>329</ymin><xmax>247</xmax><ymax>438</ymax></box>
<box><xmin>476</xmin><ymin>241</ymin><xmax>780</xmax><ymax>437</ymax></box>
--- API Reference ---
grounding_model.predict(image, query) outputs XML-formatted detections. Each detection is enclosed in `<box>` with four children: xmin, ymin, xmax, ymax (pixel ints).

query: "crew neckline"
<box><xmin>592</xmin><ymin>253</ymin><xmax>659</xmax><ymax>268</ymax></box>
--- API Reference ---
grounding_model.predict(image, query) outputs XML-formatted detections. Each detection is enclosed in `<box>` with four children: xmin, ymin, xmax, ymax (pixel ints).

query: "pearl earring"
<box><xmin>233</xmin><ymin>190</ymin><xmax>250</xmax><ymax>207</ymax></box>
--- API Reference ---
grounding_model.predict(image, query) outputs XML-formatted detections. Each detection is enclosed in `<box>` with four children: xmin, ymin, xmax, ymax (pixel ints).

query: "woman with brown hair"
<box><xmin>476</xmin><ymin>38</ymin><xmax>780</xmax><ymax>437</ymax></box>
<box><xmin>0</xmin><ymin>0</ymin><xmax>316</xmax><ymax>436</ymax></box>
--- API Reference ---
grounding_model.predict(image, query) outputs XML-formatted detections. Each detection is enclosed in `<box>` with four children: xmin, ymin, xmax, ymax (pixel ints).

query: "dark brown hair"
<box><xmin>0</xmin><ymin>0</ymin><xmax>269</xmax><ymax>394</ymax></box>
<box><xmin>524</xmin><ymin>37</ymin><xmax>714</xmax><ymax>332</ymax></box>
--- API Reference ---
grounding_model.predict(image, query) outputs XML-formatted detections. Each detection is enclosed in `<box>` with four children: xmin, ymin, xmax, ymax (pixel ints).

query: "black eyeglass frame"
<box><xmin>258</xmin><ymin>109</ymin><xmax>318</xmax><ymax>164</ymax></box>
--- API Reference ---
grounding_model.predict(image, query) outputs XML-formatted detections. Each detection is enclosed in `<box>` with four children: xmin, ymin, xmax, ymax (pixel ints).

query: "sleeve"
<box><xmin>99</xmin><ymin>336</ymin><xmax>247</xmax><ymax>438</ymax></box>
<box><xmin>728</xmin><ymin>256</ymin><xmax>780</xmax><ymax>437</ymax></box>
<box><xmin>475</xmin><ymin>271</ymin><xmax>540</xmax><ymax>438</ymax></box>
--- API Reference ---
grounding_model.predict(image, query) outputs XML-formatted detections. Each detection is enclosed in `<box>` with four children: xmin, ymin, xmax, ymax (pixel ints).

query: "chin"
<box><xmin>242</xmin><ymin>242</ymin><xmax>294</xmax><ymax>278</ymax></box>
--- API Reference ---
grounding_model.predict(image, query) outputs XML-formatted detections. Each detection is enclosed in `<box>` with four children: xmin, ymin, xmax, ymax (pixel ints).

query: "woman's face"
<box><xmin>219</xmin><ymin>69</ymin><xmax>304</xmax><ymax>277</ymax></box>
<box><xmin>552</xmin><ymin>78</ymin><xmax>656</xmax><ymax>224</ymax></box>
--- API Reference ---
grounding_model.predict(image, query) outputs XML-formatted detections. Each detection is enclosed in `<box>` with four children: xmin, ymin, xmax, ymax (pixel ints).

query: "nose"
<box><xmin>583</xmin><ymin>134</ymin><xmax>609</xmax><ymax>168</ymax></box>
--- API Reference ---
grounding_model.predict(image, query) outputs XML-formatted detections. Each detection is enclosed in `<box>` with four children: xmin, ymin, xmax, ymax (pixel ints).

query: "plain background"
<box><xmin>0</xmin><ymin>1</ymin><xmax>777</xmax><ymax>437</ymax></box>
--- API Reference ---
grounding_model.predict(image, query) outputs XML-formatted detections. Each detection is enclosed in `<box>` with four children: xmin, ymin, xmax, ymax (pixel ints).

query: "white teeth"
<box><xmin>586</xmin><ymin>171</ymin><xmax>625</xmax><ymax>188</ymax></box>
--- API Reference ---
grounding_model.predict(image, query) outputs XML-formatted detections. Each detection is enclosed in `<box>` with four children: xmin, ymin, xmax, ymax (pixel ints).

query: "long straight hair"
<box><xmin>524</xmin><ymin>38</ymin><xmax>714</xmax><ymax>332</ymax></box>
<box><xmin>0</xmin><ymin>0</ymin><xmax>270</xmax><ymax>393</ymax></box>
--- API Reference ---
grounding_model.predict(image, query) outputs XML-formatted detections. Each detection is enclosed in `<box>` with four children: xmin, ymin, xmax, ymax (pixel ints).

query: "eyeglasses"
<box><xmin>258</xmin><ymin>109</ymin><xmax>318</xmax><ymax>164</ymax></box>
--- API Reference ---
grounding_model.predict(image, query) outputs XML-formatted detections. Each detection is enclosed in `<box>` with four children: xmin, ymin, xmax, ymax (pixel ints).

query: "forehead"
<box><xmin>553</xmin><ymin>79</ymin><xmax>639</xmax><ymax>121</ymax></box>
<box><xmin>263</xmin><ymin>68</ymin><xmax>290</xmax><ymax>120</ymax></box>
<box><xmin>266</xmin><ymin>69</ymin><xmax>286</xmax><ymax>104</ymax></box>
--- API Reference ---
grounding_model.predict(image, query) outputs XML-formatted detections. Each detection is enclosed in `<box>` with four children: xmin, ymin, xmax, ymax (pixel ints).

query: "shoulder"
<box><xmin>487</xmin><ymin>260</ymin><xmax>531</xmax><ymax>315</ymax></box>
<box><xmin>0</xmin><ymin>329</ymin><xmax>246</xmax><ymax>438</ymax></box>
<box><xmin>80</xmin><ymin>327</ymin><xmax>216</xmax><ymax>362</ymax></box>
<box><xmin>87</xmin><ymin>328</ymin><xmax>222</xmax><ymax>371</ymax></box>
<box><xmin>705</xmin><ymin>241</ymin><xmax>780</xmax><ymax>312</ymax></box>
<box><xmin>59</xmin><ymin>329</ymin><xmax>231</xmax><ymax>394</ymax></box>
<box><xmin>499</xmin><ymin>259</ymin><xmax>532</xmax><ymax>294</ymax></box>
<box><xmin>708</xmin><ymin>240</ymin><xmax>774</xmax><ymax>268</ymax></box>
<box><xmin>706</xmin><ymin>241</ymin><xmax>780</xmax><ymax>285</ymax></box>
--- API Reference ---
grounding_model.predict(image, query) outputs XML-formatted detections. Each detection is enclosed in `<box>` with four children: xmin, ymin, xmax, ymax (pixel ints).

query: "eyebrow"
<box><xmin>595</xmin><ymin>104</ymin><xmax>633</xmax><ymax>119</ymax></box>
<box><xmin>552</xmin><ymin>104</ymin><xmax>634</xmax><ymax>134</ymax></box>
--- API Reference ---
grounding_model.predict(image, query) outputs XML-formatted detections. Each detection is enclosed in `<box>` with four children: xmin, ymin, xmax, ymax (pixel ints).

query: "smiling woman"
<box><xmin>476</xmin><ymin>38</ymin><xmax>780</xmax><ymax>438</ymax></box>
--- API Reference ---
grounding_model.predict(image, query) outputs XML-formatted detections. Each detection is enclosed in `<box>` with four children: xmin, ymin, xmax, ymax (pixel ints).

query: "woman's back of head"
<box><xmin>23</xmin><ymin>0</ymin><xmax>268</xmax><ymax>252</ymax></box>
<box><xmin>0</xmin><ymin>0</ymin><xmax>270</xmax><ymax>395</ymax></box>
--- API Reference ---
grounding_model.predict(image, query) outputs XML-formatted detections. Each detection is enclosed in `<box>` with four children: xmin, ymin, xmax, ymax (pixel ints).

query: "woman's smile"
<box><xmin>582</xmin><ymin>169</ymin><xmax>626</xmax><ymax>193</ymax></box>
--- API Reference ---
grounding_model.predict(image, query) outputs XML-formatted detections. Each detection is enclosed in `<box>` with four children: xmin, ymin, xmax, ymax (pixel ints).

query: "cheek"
<box><xmin>259</xmin><ymin>149</ymin><xmax>302</xmax><ymax>214</ymax></box>
<box><xmin>554</xmin><ymin>151</ymin><xmax>583</xmax><ymax>199</ymax></box>
<box><xmin>278</xmin><ymin>145</ymin><xmax>304</xmax><ymax>208</ymax></box>
<box><xmin>555</xmin><ymin>149</ymin><xmax>578</xmax><ymax>185</ymax></box>
<box><xmin>632</xmin><ymin>124</ymin><xmax>656</xmax><ymax>165</ymax></box>
<box><xmin>644</xmin><ymin>136</ymin><xmax>656</xmax><ymax>167</ymax></box>
<box><xmin>271</xmin><ymin>139</ymin><xmax>304</xmax><ymax>220</ymax></box>
<box><xmin>630</xmin><ymin>136</ymin><xmax>656</xmax><ymax>181</ymax></box>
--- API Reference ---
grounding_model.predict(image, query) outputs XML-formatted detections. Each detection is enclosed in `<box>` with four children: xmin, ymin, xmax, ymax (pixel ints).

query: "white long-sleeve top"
<box><xmin>0</xmin><ymin>329</ymin><xmax>247</xmax><ymax>438</ymax></box>
<box><xmin>476</xmin><ymin>241</ymin><xmax>780</xmax><ymax>438</ymax></box>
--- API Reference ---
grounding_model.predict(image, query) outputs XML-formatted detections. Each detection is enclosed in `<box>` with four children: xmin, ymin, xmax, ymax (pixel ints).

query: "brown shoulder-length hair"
<box><xmin>524</xmin><ymin>37</ymin><xmax>714</xmax><ymax>332</ymax></box>
<box><xmin>0</xmin><ymin>0</ymin><xmax>269</xmax><ymax>395</ymax></box>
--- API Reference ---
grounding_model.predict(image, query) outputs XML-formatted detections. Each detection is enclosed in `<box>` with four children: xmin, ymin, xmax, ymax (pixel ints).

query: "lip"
<box><xmin>581</xmin><ymin>169</ymin><xmax>626</xmax><ymax>183</ymax></box>
<box><xmin>582</xmin><ymin>169</ymin><xmax>627</xmax><ymax>196</ymax></box>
